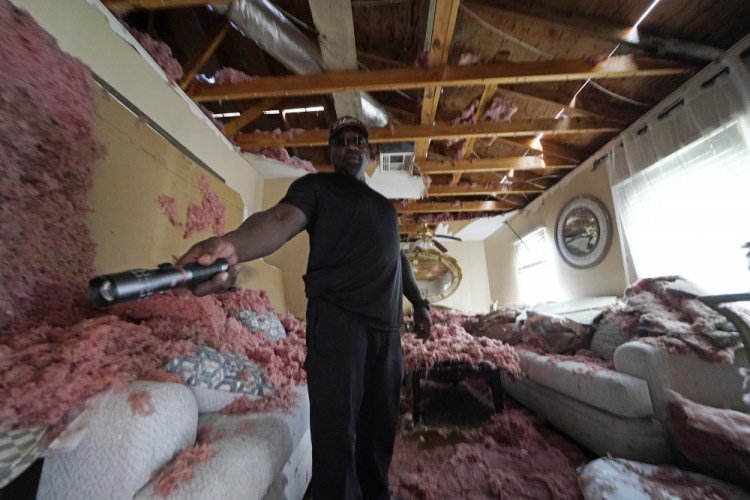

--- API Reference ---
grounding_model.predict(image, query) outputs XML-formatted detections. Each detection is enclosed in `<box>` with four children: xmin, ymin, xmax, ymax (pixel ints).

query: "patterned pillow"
<box><xmin>234</xmin><ymin>310</ymin><xmax>287</xmax><ymax>341</ymax></box>
<box><xmin>164</xmin><ymin>346</ymin><xmax>274</xmax><ymax>396</ymax></box>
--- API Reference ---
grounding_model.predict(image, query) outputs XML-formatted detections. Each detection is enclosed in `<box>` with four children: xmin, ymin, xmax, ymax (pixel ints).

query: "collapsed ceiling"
<box><xmin>102</xmin><ymin>0</ymin><xmax>749</xmax><ymax>236</ymax></box>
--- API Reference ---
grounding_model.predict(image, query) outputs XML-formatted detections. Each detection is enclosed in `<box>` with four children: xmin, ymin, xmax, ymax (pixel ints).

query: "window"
<box><xmin>611</xmin><ymin>120</ymin><xmax>750</xmax><ymax>293</ymax></box>
<box><xmin>514</xmin><ymin>227</ymin><xmax>558</xmax><ymax>305</ymax></box>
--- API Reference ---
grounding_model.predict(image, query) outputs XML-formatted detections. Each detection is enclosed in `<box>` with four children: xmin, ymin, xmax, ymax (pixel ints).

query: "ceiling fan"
<box><xmin>403</xmin><ymin>222</ymin><xmax>462</xmax><ymax>253</ymax></box>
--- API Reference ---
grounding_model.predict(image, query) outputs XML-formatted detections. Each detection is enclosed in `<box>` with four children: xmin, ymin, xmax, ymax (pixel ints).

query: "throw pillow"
<box><xmin>164</xmin><ymin>346</ymin><xmax>274</xmax><ymax>396</ymax></box>
<box><xmin>234</xmin><ymin>310</ymin><xmax>287</xmax><ymax>341</ymax></box>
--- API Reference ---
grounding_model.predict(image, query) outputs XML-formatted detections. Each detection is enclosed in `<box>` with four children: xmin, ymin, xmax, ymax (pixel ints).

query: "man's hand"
<box><xmin>413</xmin><ymin>306</ymin><xmax>432</xmax><ymax>339</ymax></box>
<box><xmin>176</xmin><ymin>236</ymin><xmax>241</xmax><ymax>296</ymax></box>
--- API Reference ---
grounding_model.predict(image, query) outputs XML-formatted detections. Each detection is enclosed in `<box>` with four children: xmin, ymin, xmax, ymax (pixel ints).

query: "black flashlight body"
<box><xmin>88</xmin><ymin>259</ymin><xmax>230</xmax><ymax>308</ymax></box>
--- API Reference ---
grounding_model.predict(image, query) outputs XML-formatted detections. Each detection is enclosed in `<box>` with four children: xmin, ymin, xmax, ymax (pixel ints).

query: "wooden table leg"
<box><xmin>488</xmin><ymin>371</ymin><xmax>504</xmax><ymax>412</ymax></box>
<box><xmin>412</xmin><ymin>372</ymin><xmax>422</xmax><ymax>423</ymax></box>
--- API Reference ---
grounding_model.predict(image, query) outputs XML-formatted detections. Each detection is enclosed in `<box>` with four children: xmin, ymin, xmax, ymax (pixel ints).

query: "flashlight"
<box><xmin>88</xmin><ymin>259</ymin><xmax>230</xmax><ymax>308</ymax></box>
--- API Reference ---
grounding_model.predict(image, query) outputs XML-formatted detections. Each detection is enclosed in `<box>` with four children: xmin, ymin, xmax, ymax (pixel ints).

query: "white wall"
<box><xmin>431</xmin><ymin>240</ymin><xmax>492</xmax><ymax>313</ymax></box>
<box><xmin>484</xmin><ymin>165</ymin><xmax>628</xmax><ymax>305</ymax></box>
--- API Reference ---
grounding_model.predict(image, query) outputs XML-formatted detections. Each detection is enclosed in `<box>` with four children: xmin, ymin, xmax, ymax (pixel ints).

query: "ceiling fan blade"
<box><xmin>434</xmin><ymin>234</ymin><xmax>462</xmax><ymax>241</ymax></box>
<box><xmin>434</xmin><ymin>240</ymin><xmax>448</xmax><ymax>253</ymax></box>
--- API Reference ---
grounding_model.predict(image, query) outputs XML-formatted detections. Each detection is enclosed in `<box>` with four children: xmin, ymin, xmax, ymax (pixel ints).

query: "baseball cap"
<box><xmin>329</xmin><ymin>116</ymin><xmax>369</xmax><ymax>142</ymax></box>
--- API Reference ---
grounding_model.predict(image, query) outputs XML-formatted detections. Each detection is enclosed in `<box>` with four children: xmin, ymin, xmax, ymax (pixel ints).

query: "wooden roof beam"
<box><xmin>495</xmin><ymin>87</ymin><xmax>621</xmax><ymax>123</ymax></box>
<box><xmin>419</xmin><ymin>155</ymin><xmax>576</xmax><ymax>174</ymax></box>
<box><xmin>465</xmin><ymin>0</ymin><xmax>722</xmax><ymax>63</ymax></box>
<box><xmin>415</xmin><ymin>0</ymin><xmax>461</xmax><ymax>160</ymax></box>
<box><xmin>180</xmin><ymin>21</ymin><xmax>231</xmax><ymax>91</ymax></box>
<box><xmin>498</xmin><ymin>137</ymin><xmax>590</xmax><ymax>163</ymax></box>
<box><xmin>235</xmin><ymin>117</ymin><xmax>620</xmax><ymax>148</ymax></box>
<box><xmin>396</xmin><ymin>200</ymin><xmax>515</xmax><ymax>214</ymax></box>
<box><xmin>222</xmin><ymin>98</ymin><xmax>280</xmax><ymax>138</ymax></box>
<box><xmin>189</xmin><ymin>57</ymin><xmax>693</xmax><ymax>102</ymax></box>
<box><xmin>427</xmin><ymin>185</ymin><xmax>544</xmax><ymax>197</ymax></box>
<box><xmin>450</xmin><ymin>82</ymin><xmax>499</xmax><ymax>185</ymax></box>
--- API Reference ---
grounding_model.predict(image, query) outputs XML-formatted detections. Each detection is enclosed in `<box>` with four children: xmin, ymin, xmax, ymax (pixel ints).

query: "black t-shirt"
<box><xmin>280</xmin><ymin>172</ymin><xmax>403</xmax><ymax>328</ymax></box>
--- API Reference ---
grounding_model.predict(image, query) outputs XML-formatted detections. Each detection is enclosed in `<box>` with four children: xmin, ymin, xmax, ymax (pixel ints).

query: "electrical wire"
<box><xmin>460</xmin><ymin>5</ymin><xmax>549</xmax><ymax>57</ymax></box>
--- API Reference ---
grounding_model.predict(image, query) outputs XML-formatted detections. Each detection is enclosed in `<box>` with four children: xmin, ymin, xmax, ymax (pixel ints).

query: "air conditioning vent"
<box><xmin>379</xmin><ymin>142</ymin><xmax>415</xmax><ymax>173</ymax></box>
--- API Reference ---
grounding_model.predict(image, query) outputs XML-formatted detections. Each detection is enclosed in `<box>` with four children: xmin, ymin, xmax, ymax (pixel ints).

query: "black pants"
<box><xmin>305</xmin><ymin>299</ymin><xmax>403</xmax><ymax>500</ymax></box>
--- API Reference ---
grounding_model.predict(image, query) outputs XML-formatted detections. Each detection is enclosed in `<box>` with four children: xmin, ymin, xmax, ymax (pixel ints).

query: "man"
<box><xmin>178</xmin><ymin>116</ymin><xmax>432</xmax><ymax>500</ymax></box>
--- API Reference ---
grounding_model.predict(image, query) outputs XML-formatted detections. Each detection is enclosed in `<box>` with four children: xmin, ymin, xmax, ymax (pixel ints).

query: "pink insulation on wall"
<box><xmin>0</xmin><ymin>0</ymin><xmax>106</xmax><ymax>337</ymax></box>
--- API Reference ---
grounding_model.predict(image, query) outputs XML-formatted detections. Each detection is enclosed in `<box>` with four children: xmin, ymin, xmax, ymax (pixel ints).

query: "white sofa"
<box><xmin>36</xmin><ymin>381</ymin><xmax>311</xmax><ymax>500</ymax></box>
<box><xmin>502</xmin><ymin>342</ymin><xmax>747</xmax><ymax>464</ymax></box>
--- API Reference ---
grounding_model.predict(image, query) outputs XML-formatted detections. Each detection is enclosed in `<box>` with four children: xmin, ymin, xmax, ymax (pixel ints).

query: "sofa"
<box><xmin>498</xmin><ymin>294</ymin><xmax>749</xmax><ymax>464</ymax></box>
<box><xmin>36</xmin><ymin>382</ymin><xmax>311</xmax><ymax>500</ymax></box>
<box><xmin>25</xmin><ymin>261</ymin><xmax>313</xmax><ymax>500</ymax></box>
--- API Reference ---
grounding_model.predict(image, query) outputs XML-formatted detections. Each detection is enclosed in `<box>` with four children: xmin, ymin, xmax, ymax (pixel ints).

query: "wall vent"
<box><xmin>378</xmin><ymin>142</ymin><xmax>415</xmax><ymax>173</ymax></box>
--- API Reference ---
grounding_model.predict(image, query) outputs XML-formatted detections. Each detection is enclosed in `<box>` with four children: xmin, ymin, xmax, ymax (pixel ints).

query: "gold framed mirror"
<box><xmin>408</xmin><ymin>247</ymin><xmax>462</xmax><ymax>303</ymax></box>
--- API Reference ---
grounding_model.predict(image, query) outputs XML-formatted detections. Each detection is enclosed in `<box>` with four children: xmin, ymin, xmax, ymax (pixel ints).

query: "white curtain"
<box><xmin>608</xmin><ymin>56</ymin><xmax>750</xmax><ymax>294</ymax></box>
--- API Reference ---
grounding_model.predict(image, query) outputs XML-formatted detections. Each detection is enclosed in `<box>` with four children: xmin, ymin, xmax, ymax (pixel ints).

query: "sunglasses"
<box><xmin>330</xmin><ymin>135</ymin><xmax>368</xmax><ymax>147</ymax></box>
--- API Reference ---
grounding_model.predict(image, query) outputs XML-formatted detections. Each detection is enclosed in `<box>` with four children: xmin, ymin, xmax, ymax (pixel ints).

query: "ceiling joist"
<box><xmin>189</xmin><ymin>57</ymin><xmax>693</xmax><ymax>102</ymax></box>
<box><xmin>180</xmin><ymin>21</ymin><xmax>231</xmax><ymax>91</ymax></box>
<box><xmin>222</xmin><ymin>98</ymin><xmax>280</xmax><ymax>138</ymax></box>
<box><xmin>419</xmin><ymin>156</ymin><xmax>576</xmax><ymax>174</ymax></box>
<box><xmin>427</xmin><ymin>185</ymin><xmax>544</xmax><ymax>197</ymax></box>
<box><xmin>235</xmin><ymin>117</ymin><xmax>620</xmax><ymax>148</ymax></box>
<box><xmin>397</xmin><ymin>200</ymin><xmax>515</xmax><ymax>214</ymax></box>
<box><xmin>415</xmin><ymin>0</ymin><xmax>462</xmax><ymax>160</ymax></box>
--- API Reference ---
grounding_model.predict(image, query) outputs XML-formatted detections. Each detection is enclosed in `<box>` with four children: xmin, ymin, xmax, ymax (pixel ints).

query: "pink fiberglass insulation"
<box><xmin>157</xmin><ymin>195</ymin><xmax>182</xmax><ymax>228</ymax></box>
<box><xmin>183</xmin><ymin>175</ymin><xmax>226</xmax><ymax>238</ymax></box>
<box><xmin>2</xmin><ymin>290</ymin><xmax>307</xmax><ymax>431</ymax></box>
<box><xmin>128</xmin><ymin>390</ymin><xmax>156</xmax><ymax>417</ymax></box>
<box><xmin>390</xmin><ymin>409</ymin><xmax>586</xmax><ymax>499</ymax></box>
<box><xmin>0</xmin><ymin>0</ymin><xmax>106</xmax><ymax>336</ymax></box>
<box><xmin>127</xmin><ymin>28</ymin><xmax>184</xmax><ymax>83</ymax></box>
<box><xmin>153</xmin><ymin>443</ymin><xmax>213</xmax><ymax>497</ymax></box>
<box><xmin>0</xmin><ymin>315</ymin><xmax>194</xmax><ymax>431</ymax></box>
<box><xmin>212</xmin><ymin>67</ymin><xmax>255</xmax><ymax>85</ymax></box>
<box><xmin>215</xmin><ymin>288</ymin><xmax>275</xmax><ymax>315</ymax></box>
<box><xmin>600</xmin><ymin>276</ymin><xmax>745</xmax><ymax>363</ymax></box>
<box><xmin>402</xmin><ymin>324</ymin><xmax>522</xmax><ymax>377</ymax></box>
<box><xmin>116</xmin><ymin>292</ymin><xmax>308</xmax><ymax>409</ymax></box>
<box><xmin>668</xmin><ymin>391</ymin><xmax>750</xmax><ymax>488</ymax></box>
<box><xmin>244</xmin><ymin>145</ymin><xmax>317</xmax><ymax>173</ymax></box>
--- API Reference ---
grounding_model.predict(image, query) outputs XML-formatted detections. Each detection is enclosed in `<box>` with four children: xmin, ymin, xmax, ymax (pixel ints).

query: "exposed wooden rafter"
<box><xmin>427</xmin><ymin>185</ymin><xmax>544</xmax><ymax>197</ymax></box>
<box><xmin>415</xmin><ymin>0</ymin><xmax>462</xmax><ymax>160</ymax></box>
<box><xmin>396</xmin><ymin>200</ymin><xmax>515</xmax><ymax>213</ymax></box>
<box><xmin>498</xmin><ymin>137</ymin><xmax>589</xmax><ymax>163</ymax></box>
<box><xmin>465</xmin><ymin>0</ymin><xmax>722</xmax><ymax>63</ymax></box>
<box><xmin>189</xmin><ymin>58</ymin><xmax>692</xmax><ymax>102</ymax></box>
<box><xmin>450</xmin><ymin>83</ymin><xmax>498</xmax><ymax>185</ymax></box>
<box><xmin>222</xmin><ymin>98</ymin><xmax>280</xmax><ymax>138</ymax></box>
<box><xmin>419</xmin><ymin>155</ymin><xmax>575</xmax><ymax>174</ymax></box>
<box><xmin>179</xmin><ymin>21</ymin><xmax>231</xmax><ymax>91</ymax></box>
<box><xmin>235</xmin><ymin>117</ymin><xmax>619</xmax><ymax>148</ymax></box>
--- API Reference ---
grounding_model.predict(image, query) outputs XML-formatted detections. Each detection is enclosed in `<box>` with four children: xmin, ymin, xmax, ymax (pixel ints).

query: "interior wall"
<box><xmin>484</xmin><ymin>165</ymin><xmax>628</xmax><ymax>305</ymax></box>
<box><xmin>433</xmin><ymin>240</ymin><xmax>492</xmax><ymax>314</ymax></box>
<box><xmin>11</xmin><ymin>0</ymin><xmax>264</xmax><ymax>214</ymax></box>
<box><xmin>88</xmin><ymin>86</ymin><xmax>288</xmax><ymax>312</ymax></box>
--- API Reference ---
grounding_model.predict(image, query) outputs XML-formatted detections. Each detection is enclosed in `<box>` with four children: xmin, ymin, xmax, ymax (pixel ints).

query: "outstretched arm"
<box><xmin>177</xmin><ymin>202</ymin><xmax>307</xmax><ymax>296</ymax></box>
<box><xmin>401</xmin><ymin>250</ymin><xmax>432</xmax><ymax>338</ymax></box>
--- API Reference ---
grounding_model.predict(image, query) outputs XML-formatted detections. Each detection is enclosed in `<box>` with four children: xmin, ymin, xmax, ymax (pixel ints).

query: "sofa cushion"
<box><xmin>518</xmin><ymin>350</ymin><xmax>654</xmax><ymax>418</ymax></box>
<box><xmin>134</xmin><ymin>385</ymin><xmax>310</xmax><ymax>500</ymax></box>
<box><xmin>502</xmin><ymin>375</ymin><xmax>668</xmax><ymax>463</ymax></box>
<box><xmin>37</xmin><ymin>382</ymin><xmax>198</xmax><ymax>500</ymax></box>
<box><xmin>614</xmin><ymin>341</ymin><xmax>748</xmax><ymax>420</ymax></box>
